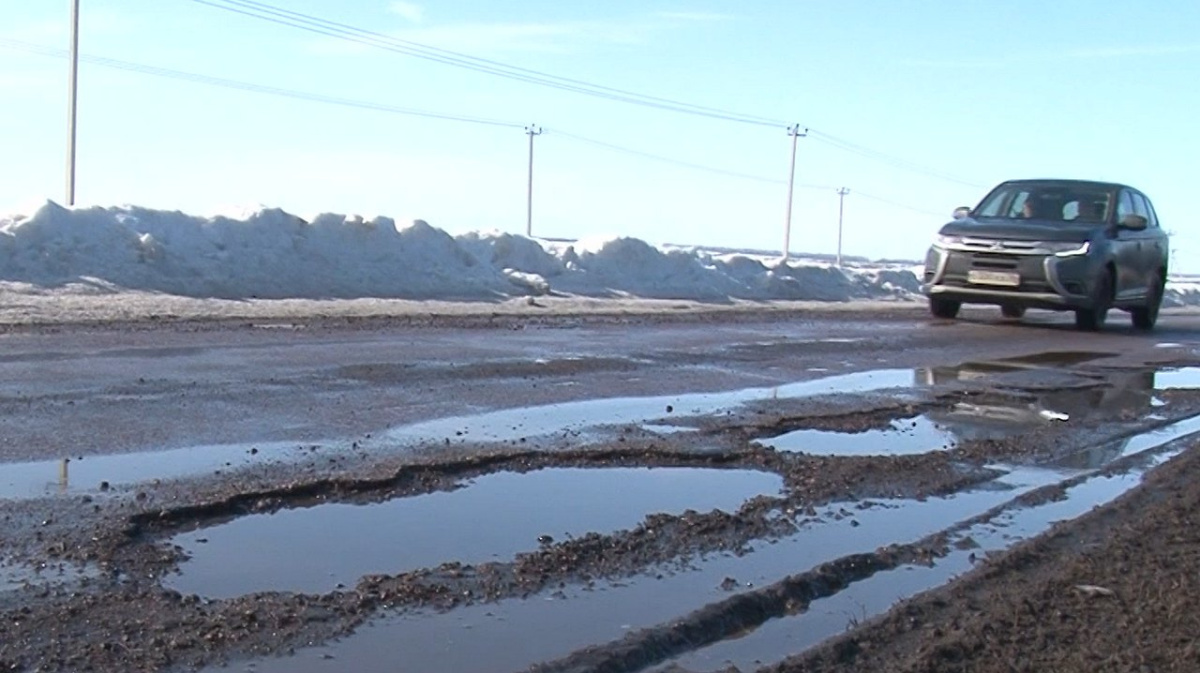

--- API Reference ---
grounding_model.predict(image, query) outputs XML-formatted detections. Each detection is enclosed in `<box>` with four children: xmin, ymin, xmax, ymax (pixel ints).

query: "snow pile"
<box><xmin>4</xmin><ymin>201</ymin><xmax>1192</xmax><ymax>308</ymax></box>
<box><xmin>0</xmin><ymin>202</ymin><xmax>919</xmax><ymax>303</ymax></box>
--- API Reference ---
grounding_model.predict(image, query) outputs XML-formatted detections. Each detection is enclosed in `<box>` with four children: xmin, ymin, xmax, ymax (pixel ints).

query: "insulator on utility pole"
<box><xmin>836</xmin><ymin>187</ymin><xmax>850</xmax><ymax>268</ymax></box>
<box><xmin>782</xmin><ymin>124</ymin><xmax>807</xmax><ymax>262</ymax></box>
<box><xmin>66</xmin><ymin>0</ymin><xmax>80</xmax><ymax>206</ymax></box>
<box><xmin>525</xmin><ymin>124</ymin><xmax>543</xmax><ymax>238</ymax></box>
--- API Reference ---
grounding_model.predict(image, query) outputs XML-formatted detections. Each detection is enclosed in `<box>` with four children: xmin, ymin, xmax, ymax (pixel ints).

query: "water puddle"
<box><xmin>1</xmin><ymin>560</ymin><xmax>98</xmax><ymax>595</ymax></box>
<box><xmin>755</xmin><ymin>416</ymin><xmax>961</xmax><ymax>457</ymax></box>
<box><xmin>661</xmin><ymin>449</ymin><xmax>1181</xmax><ymax>672</ymax></box>
<box><xmin>214</xmin><ymin>413</ymin><xmax>1200</xmax><ymax>673</ymax></box>
<box><xmin>915</xmin><ymin>351</ymin><xmax>1116</xmax><ymax>385</ymax></box>
<box><xmin>382</xmin><ymin>369</ymin><xmax>915</xmax><ymax>446</ymax></box>
<box><xmin>203</xmin><ymin>466</ymin><xmax>1066</xmax><ymax>673</ymax></box>
<box><xmin>166</xmin><ymin>468</ymin><xmax>783</xmax><ymax>599</ymax></box>
<box><xmin>0</xmin><ymin>441</ymin><xmax>334</xmax><ymax>501</ymax></box>
<box><xmin>1156</xmin><ymin>366</ymin><xmax>1200</xmax><ymax>389</ymax></box>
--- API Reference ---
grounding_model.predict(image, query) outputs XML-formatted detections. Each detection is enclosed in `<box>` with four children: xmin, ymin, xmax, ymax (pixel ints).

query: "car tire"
<box><xmin>1000</xmin><ymin>305</ymin><xmax>1026</xmax><ymax>319</ymax></box>
<box><xmin>1132</xmin><ymin>273</ymin><xmax>1164</xmax><ymax>330</ymax></box>
<box><xmin>1074</xmin><ymin>270</ymin><xmax>1112</xmax><ymax>331</ymax></box>
<box><xmin>929</xmin><ymin>298</ymin><xmax>960</xmax><ymax>319</ymax></box>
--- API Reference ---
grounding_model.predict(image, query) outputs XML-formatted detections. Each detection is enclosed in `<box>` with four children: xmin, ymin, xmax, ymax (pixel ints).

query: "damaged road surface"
<box><xmin>3</xmin><ymin>307</ymin><xmax>1200</xmax><ymax>672</ymax></box>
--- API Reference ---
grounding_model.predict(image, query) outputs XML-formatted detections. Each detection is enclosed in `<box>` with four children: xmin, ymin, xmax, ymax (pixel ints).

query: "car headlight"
<box><xmin>1040</xmin><ymin>241</ymin><xmax>1090</xmax><ymax>257</ymax></box>
<box><xmin>933</xmin><ymin>234</ymin><xmax>964</xmax><ymax>249</ymax></box>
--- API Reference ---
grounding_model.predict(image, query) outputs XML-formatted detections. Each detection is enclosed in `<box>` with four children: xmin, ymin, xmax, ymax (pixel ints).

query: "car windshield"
<box><xmin>975</xmin><ymin>185</ymin><xmax>1113</xmax><ymax>224</ymax></box>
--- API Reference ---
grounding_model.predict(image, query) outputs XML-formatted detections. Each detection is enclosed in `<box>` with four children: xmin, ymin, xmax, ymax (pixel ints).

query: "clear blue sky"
<box><xmin>2</xmin><ymin>0</ymin><xmax>1198</xmax><ymax>268</ymax></box>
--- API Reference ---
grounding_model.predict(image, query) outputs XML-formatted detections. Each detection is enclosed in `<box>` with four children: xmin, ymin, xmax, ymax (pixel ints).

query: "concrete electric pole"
<box><xmin>525</xmin><ymin>124</ymin><xmax>543</xmax><ymax>238</ymax></box>
<box><xmin>66</xmin><ymin>0</ymin><xmax>80</xmax><ymax>206</ymax></box>
<box><xmin>782</xmin><ymin>124</ymin><xmax>807</xmax><ymax>261</ymax></box>
<box><xmin>836</xmin><ymin>187</ymin><xmax>850</xmax><ymax>267</ymax></box>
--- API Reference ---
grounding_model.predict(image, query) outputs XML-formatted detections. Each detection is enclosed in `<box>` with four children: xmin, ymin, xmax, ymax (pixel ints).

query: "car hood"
<box><xmin>940</xmin><ymin>217</ymin><xmax>1100</xmax><ymax>242</ymax></box>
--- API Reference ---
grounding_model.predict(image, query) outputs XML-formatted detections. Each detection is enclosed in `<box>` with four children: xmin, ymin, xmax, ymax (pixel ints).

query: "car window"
<box><xmin>1066</xmin><ymin>192</ymin><xmax>1111</xmax><ymax>223</ymax></box>
<box><xmin>978</xmin><ymin>184</ymin><xmax>1117</xmax><ymax>223</ymax></box>
<box><xmin>1116</xmin><ymin>191</ymin><xmax>1135</xmax><ymax>222</ymax></box>
<box><xmin>1138</xmin><ymin>193</ymin><xmax>1160</xmax><ymax>228</ymax></box>
<box><xmin>1131</xmin><ymin>193</ymin><xmax>1151</xmax><ymax>224</ymax></box>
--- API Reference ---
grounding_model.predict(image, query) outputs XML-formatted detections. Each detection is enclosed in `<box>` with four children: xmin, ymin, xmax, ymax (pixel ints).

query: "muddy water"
<box><xmin>213</xmin><ymin>412</ymin><xmax>1200</xmax><ymax>673</ymax></box>
<box><xmin>0</xmin><ymin>368</ymin><xmax>915</xmax><ymax>501</ymax></box>
<box><xmin>756</xmin><ymin>415</ymin><xmax>960</xmax><ymax>456</ymax></box>
<box><xmin>167</xmin><ymin>467</ymin><xmax>783</xmax><ymax>598</ymax></box>
<box><xmin>208</xmin><ymin>466</ymin><xmax>1067</xmax><ymax>673</ymax></box>
<box><xmin>382</xmin><ymin>369</ymin><xmax>916</xmax><ymax>445</ymax></box>
<box><xmin>660</xmin><ymin>449</ymin><xmax>1184</xmax><ymax>672</ymax></box>
<box><xmin>0</xmin><ymin>440</ymin><xmax>325</xmax><ymax>501</ymax></box>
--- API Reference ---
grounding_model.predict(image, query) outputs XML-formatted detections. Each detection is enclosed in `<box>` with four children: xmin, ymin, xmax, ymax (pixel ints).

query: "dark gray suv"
<box><xmin>922</xmin><ymin>179</ymin><xmax>1169</xmax><ymax>330</ymax></box>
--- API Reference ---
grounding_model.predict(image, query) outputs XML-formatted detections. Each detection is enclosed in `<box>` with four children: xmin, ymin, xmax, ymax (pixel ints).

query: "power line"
<box><xmin>550</xmin><ymin>130</ymin><xmax>789</xmax><ymax>185</ymax></box>
<box><xmin>184</xmin><ymin>1</ymin><xmax>990</xmax><ymax>190</ymax></box>
<box><xmin>807</xmin><ymin>130</ymin><xmax>988</xmax><ymax>189</ymax></box>
<box><xmin>185</xmin><ymin>0</ymin><xmax>787</xmax><ymax>127</ymax></box>
<box><xmin>852</xmin><ymin>189</ymin><xmax>946</xmax><ymax>218</ymax></box>
<box><xmin>2</xmin><ymin>38</ymin><xmax>955</xmax><ymax>218</ymax></box>
<box><xmin>0</xmin><ymin>38</ymin><xmax>524</xmax><ymax>128</ymax></box>
<box><xmin>1</xmin><ymin>38</ymin><xmax>810</xmax><ymax>187</ymax></box>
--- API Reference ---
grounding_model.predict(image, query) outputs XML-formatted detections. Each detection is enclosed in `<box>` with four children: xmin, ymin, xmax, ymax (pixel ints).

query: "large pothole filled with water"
<box><xmin>166</xmin><ymin>467</ymin><xmax>783</xmax><ymax>598</ymax></box>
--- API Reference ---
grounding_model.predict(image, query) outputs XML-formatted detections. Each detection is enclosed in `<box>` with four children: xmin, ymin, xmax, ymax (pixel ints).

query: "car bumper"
<box><xmin>920</xmin><ymin>245</ymin><xmax>1100</xmax><ymax>310</ymax></box>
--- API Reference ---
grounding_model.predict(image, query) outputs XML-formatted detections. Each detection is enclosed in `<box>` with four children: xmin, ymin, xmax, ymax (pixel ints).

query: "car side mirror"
<box><xmin>952</xmin><ymin>206</ymin><xmax>971</xmax><ymax>220</ymax></box>
<box><xmin>1120</xmin><ymin>214</ymin><xmax>1148</xmax><ymax>231</ymax></box>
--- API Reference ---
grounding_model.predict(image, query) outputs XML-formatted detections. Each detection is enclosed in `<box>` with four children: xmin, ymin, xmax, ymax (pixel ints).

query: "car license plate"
<box><xmin>967</xmin><ymin>270</ymin><xmax>1020</xmax><ymax>287</ymax></box>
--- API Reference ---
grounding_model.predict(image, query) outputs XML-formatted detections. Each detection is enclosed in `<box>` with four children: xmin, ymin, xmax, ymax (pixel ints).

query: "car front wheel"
<box><xmin>1132</xmin><ymin>273</ymin><xmax>1164</xmax><ymax>330</ymax></box>
<box><xmin>929</xmin><ymin>298</ymin><xmax>961</xmax><ymax>319</ymax></box>
<box><xmin>1075</xmin><ymin>271</ymin><xmax>1112</xmax><ymax>331</ymax></box>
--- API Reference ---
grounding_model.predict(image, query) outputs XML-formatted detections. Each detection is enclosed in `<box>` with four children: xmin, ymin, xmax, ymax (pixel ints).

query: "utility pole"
<box><xmin>66</xmin><ymin>0</ymin><xmax>80</xmax><ymax>206</ymax></box>
<box><xmin>782</xmin><ymin>124</ymin><xmax>806</xmax><ymax>261</ymax></box>
<box><xmin>836</xmin><ymin>187</ymin><xmax>850</xmax><ymax>267</ymax></box>
<box><xmin>525</xmin><ymin>124</ymin><xmax>543</xmax><ymax>238</ymax></box>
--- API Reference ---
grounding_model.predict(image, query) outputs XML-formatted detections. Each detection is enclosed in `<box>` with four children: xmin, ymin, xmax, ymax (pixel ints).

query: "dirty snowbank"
<box><xmin>1</xmin><ymin>202</ymin><xmax>917</xmax><ymax>303</ymax></box>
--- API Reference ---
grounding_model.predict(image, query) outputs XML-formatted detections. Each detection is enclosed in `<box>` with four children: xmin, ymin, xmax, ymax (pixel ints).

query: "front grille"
<box><xmin>969</xmin><ymin>253</ymin><xmax>1021</xmax><ymax>270</ymax></box>
<box><xmin>959</xmin><ymin>238</ymin><xmax>1041</xmax><ymax>254</ymax></box>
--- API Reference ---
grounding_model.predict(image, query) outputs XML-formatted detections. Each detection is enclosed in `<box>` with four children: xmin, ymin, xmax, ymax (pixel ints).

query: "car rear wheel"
<box><xmin>1000</xmin><ymin>305</ymin><xmax>1026</xmax><ymax>319</ymax></box>
<box><xmin>1074</xmin><ymin>271</ymin><xmax>1113</xmax><ymax>331</ymax></box>
<box><xmin>1131</xmin><ymin>273</ymin><xmax>1164</xmax><ymax>330</ymax></box>
<box><xmin>929</xmin><ymin>298</ymin><xmax>960</xmax><ymax>319</ymax></box>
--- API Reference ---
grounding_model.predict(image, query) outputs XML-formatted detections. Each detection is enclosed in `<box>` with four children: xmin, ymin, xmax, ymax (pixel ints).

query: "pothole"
<box><xmin>202</xmin><ymin>465</ymin><xmax>1068</xmax><ymax>673</ymax></box>
<box><xmin>754</xmin><ymin>415</ymin><xmax>962</xmax><ymax>456</ymax></box>
<box><xmin>381</xmin><ymin>369</ymin><xmax>916</xmax><ymax>446</ymax></box>
<box><xmin>214</xmin><ymin>413</ymin><xmax>1200</xmax><ymax>673</ymax></box>
<box><xmin>165</xmin><ymin>467</ymin><xmax>783</xmax><ymax>599</ymax></box>
<box><xmin>0</xmin><ymin>441</ymin><xmax>331</xmax><ymax>501</ymax></box>
<box><xmin>658</xmin><ymin>445</ymin><xmax>1185</xmax><ymax>672</ymax></box>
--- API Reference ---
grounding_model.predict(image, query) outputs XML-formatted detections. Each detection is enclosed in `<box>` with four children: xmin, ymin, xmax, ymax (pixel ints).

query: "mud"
<box><xmin>2</xmin><ymin>312</ymin><xmax>1200</xmax><ymax>673</ymax></box>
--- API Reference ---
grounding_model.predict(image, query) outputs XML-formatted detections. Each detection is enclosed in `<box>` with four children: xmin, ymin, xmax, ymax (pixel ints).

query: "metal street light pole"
<box><xmin>836</xmin><ymin>187</ymin><xmax>850</xmax><ymax>267</ymax></box>
<box><xmin>66</xmin><ymin>0</ymin><xmax>80</xmax><ymax>206</ymax></box>
<box><xmin>782</xmin><ymin>124</ymin><xmax>806</xmax><ymax>261</ymax></box>
<box><xmin>525</xmin><ymin>124</ymin><xmax>542</xmax><ymax>238</ymax></box>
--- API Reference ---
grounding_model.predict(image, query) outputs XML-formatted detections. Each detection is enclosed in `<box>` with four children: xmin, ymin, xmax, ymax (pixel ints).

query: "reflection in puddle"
<box><xmin>663</xmin><ymin>450</ymin><xmax>1181</xmax><ymax>672</ymax></box>
<box><xmin>383</xmin><ymin>369</ymin><xmax>915</xmax><ymax>445</ymax></box>
<box><xmin>220</xmin><ymin>412</ymin><xmax>1200</xmax><ymax>673</ymax></box>
<box><xmin>755</xmin><ymin>416</ymin><xmax>961</xmax><ymax>457</ymax></box>
<box><xmin>166</xmin><ymin>468</ymin><xmax>783</xmax><ymax>599</ymax></box>
<box><xmin>925</xmin><ymin>369</ymin><xmax>1158</xmax><ymax>428</ymax></box>
<box><xmin>0</xmin><ymin>441</ymin><xmax>331</xmax><ymax>501</ymax></box>
<box><xmin>1156</xmin><ymin>366</ymin><xmax>1200</xmax><ymax>389</ymax></box>
<box><xmin>913</xmin><ymin>351</ymin><xmax>1117</xmax><ymax>386</ymax></box>
<box><xmin>207</xmin><ymin>464</ymin><xmax>1077</xmax><ymax>673</ymax></box>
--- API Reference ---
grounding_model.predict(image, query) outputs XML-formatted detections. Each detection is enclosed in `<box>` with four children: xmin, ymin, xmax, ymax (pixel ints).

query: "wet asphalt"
<box><xmin>4</xmin><ymin>304</ymin><xmax>1200</xmax><ymax>672</ymax></box>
